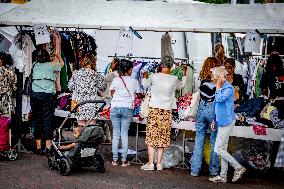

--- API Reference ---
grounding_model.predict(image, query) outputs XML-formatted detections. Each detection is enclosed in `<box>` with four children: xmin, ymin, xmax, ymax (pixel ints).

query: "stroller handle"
<box><xmin>70</xmin><ymin>100</ymin><xmax>106</xmax><ymax>114</ymax></box>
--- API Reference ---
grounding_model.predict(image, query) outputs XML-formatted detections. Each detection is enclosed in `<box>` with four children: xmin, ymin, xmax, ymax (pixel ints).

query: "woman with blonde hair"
<box><xmin>191</xmin><ymin>57</ymin><xmax>220</xmax><ymax>177</ymax></box>
<box><xmin>209</xmin><ymin>66</ymin><xmax>246</xmax><ymax>183</ymax></box>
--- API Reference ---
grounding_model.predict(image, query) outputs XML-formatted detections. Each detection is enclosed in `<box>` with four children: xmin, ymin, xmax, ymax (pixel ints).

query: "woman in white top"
<box><xmin>110</xmin><ymin>59</ymin><xmax>141</xmax><ymax>166</ymax></box>
<box><xmin>141</xmin><ymin>56</ymin><xmax>187</xmax><ymax>171</ymax></box>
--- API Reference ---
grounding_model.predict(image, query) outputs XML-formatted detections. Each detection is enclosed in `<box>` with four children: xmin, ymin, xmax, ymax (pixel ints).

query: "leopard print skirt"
<box><xmin>145</xmin><ymin>107</ymin><xmax>172</xmax><ymax>148</ymax></box>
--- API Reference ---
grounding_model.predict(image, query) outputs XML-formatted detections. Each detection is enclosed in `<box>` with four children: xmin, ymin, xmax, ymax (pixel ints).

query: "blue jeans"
<box><xmin>110</xmin><ymin>107</ymin><xmax>133</xmax><ymax>161</ymax></box>
<box><xmin>190</xmin><ymin>100</ymin><xmax>219</xmax><ymax>175</ymax></box>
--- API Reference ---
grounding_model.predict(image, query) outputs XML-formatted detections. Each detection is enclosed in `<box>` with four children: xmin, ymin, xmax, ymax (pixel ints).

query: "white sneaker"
<box><xmin>208</xmin><ymin>175</ymin><xmax>227</xmax><ymax>183</ymax></box>
<box><xmin>156</xmin><ymin>164</ymin><xmax>163</xmax><ymax>171</ymax></box>
<box><xmin>141</xmin><ymin>163</ymin><xmax>154</xmax><ymax>171</ymax></box>
<box><xmin>232</xmin><ymin>167</ymin><xmax>246</xmax><ymax>182</ymax></box>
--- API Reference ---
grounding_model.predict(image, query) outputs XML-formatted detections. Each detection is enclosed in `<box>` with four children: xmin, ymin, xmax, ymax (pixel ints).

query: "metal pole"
<box><xmin>130</xmin><ymin>123</ymin><xmax>142</xmax><ymax>164</ymax></box>
<box><xmin>13</xmin><ymin>26</ymin><xmax>29</xmax><ymax>153</ymax></box>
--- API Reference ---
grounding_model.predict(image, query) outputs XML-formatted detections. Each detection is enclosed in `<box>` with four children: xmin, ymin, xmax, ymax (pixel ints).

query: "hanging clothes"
<box><xmin>9</xmin><ymin>44</ymin><xmax>27</xmax><ymax>73</ymax></box>
<box><xmin>22</xmin><ymin>35</ymin><xmax>35</xmax><ymax>78</ymax></box>
<box><xmin>161</xmin><ymin>32</ymin><xmax>174</xmax><ymax>59</ymax></box>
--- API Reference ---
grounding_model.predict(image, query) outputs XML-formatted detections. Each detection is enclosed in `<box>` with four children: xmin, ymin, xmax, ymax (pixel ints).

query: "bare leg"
<box><xmin>148</xmin><ymin>146</ymin><xmax>155</xmax><ymax>164</ymax></box>
<box><xmin>45</xmin><ymin>140</ymin><xmax>51</xmax><ymax>149</ymax></box>
<box><xmin>157</xmin><ymin>147</ymin><xmax>164</xmax><ymax>164</ymax></box>
<box><xmin>78</xmin><ymin>120</ymin><xmax>86</xmax><ymax>126</ymax></box>
<box><xmin>88</xmin><ymin>119</ymin><xmax>96</xmax><ymax>125</ymax></box>
<box><xmin>35</xmin><ymin>139</ymin><xmax>41</xmax><ymax>149</ymax></box>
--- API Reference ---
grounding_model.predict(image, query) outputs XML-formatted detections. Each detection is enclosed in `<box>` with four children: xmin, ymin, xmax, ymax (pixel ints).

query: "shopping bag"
<box><xmin>139</xmin><ymin>89</ymin><xmax>151</xmax><ymax>118</ymax></box>
<box><xmin>184</xmin><ymin>91</ymin><xmax>200</xmax><ymax>118</ymax></box>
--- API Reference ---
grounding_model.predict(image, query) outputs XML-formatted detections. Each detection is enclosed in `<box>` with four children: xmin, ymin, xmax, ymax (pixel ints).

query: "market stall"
<box><xmin>0</xmin><ymin>1</ymin><xmax>283</xmax><ymax>168</ymax></box>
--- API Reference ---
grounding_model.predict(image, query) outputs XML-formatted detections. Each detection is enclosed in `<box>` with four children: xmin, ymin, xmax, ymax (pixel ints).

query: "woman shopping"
<box><xmin>209</xmin><ymin>66</ymin><xmax>246</xmax><ymax>183</ymax></box>
<box><xmin>110</xmin><ymin>59</ymin><xmax>141</xmax><ymax>166</ymax></box>
<box><xmin>68</xmin><ymin>59</ymin><xmax>107</xmax><ymax>127</ymax></box>
<box><xmin>31</xmin><ymin>49</ymin><xmax>64</xmax><ymax>155</ymax></box>
<box><xmin>190</xmin><ymin>57</ymin><xmax>220</xmax><ymax>177</ymax></box>
<box><xmin>224</xmin><ymin>58</ymin><xmax>246</xmax><ymax>102</ymax></box>
<box><xmin>0</xmin><ymin>52</ymin><xmax>17</xmax><ymax>116</ymax></box>
<box><xmin>141</xmin><ymin>56</ymin><xmax>187</xmax><ymax>171</ymax></box>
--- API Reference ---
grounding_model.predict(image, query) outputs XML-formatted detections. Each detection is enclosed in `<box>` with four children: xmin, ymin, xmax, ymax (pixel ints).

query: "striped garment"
<box><xmin>199</xmin><ymin>80</ymin><xmax>216</xmax><ymax>102</ymax></box>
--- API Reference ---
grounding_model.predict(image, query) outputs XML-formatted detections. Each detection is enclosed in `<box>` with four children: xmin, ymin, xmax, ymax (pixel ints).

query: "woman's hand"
<box><xmin>216</xmin><ymin>73</ymin><xmax>225</xmax><ymax>90</ymax></box>
<box><xmin>211</xmin><ymin>121</ymin><xmax>216</xmax><ymax>131</ymax></box>
<box><xmin>143</xmin><ymin>72</ymin><xmax>149</xmax><ymax>79</ymax></box>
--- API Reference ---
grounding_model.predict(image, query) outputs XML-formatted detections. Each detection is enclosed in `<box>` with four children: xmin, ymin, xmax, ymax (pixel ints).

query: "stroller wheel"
<box><xmin>94</xmin><ymin>153</ymin><xmax>106</xmax><ymax>173</ymax></box>
<box><xmin>59</xmin><ymin>158</ymin><xmax>71</xmax><ymax>176</ymax></box>
<box><xmin>7</xmin><ymin>149</ymin><xmax>17</xmax><ymax>161</ymax></box>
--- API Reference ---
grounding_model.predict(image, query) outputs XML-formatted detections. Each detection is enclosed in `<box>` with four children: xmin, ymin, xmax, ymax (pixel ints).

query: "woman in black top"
<box><xmin>260</xmin><ymin>53</ymin><xmax>284</xmax><ymax>98</ymax></box>
<box><xmin>224</xmin><ymin>58</ymin><xmax>246</xmax><ymax>103</ymax></box>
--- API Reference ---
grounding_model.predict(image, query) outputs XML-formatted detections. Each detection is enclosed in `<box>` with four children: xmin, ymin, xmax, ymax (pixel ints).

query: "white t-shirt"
<box><xmin>142</xmin><ymin>73</ymin><xmax>187</xmax><ymax>110</ymax></box>
<box><xmin>104</xmin><ymin>71</ymin><xmax>119</xmax><ymax>99</ymax></box>
<box><xmin>110</xmin><ymin>76</ymin><xmax>140</xmax><ymax>109</ymax></box>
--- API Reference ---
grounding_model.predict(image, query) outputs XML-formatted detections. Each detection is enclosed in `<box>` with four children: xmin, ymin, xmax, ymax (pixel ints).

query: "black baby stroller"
<box><xmin>48</xmin><ymin>100</ymin><xmax>106</xmax><ymax>175</ymax></box>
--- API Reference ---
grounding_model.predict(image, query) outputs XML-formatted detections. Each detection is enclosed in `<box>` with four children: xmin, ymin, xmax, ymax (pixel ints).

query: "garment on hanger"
<box><xmin>161</xmin><ymin>32</ymin><xmax>174</xmax><ymax>59</ymax></box>
<box><xmin>9</xmin><ymin>44</ymin><xmax>27</xmax><ymax>73</ymax></box>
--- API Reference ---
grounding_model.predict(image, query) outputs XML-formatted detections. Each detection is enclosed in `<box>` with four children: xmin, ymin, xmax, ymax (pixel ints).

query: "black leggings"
<box><xmin>31</xmin><ymin>92</ymin><xmax>55</xmax><ymax>140</ymax></box>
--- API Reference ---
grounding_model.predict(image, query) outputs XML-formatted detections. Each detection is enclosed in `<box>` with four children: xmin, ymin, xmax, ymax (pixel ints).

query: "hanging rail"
<box><xmin>108</xmin><ymin>55</ymin><xmax>195</xmax><ymax>70</ymax></box>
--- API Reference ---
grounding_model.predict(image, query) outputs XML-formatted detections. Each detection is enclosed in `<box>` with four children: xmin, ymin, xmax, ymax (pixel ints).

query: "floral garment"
<box><xmin>146</xmin><ymin>107</ymin><xmax>172</xmax><ymax>148</ymax></box>
<box><xmin>0</xmin><ymin>66</ymin><xmax>17</xmax><ymax>114</ymax></box>
<box><xmin>68</xmin><ymin>68</ymin><xmax>106</xmax><ymax>120</ymax></box>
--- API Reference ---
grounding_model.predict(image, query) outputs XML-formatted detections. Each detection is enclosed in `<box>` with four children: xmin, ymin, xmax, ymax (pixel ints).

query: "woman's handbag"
<box><xmin>23</xmin><ymin>63</ymin><xmax>36</xmax><ymax>96</ymax></box>
<box><xmin>184</xmin><ymin>91</ymin><xmax>200</xmax><ymax>118</ymax></box>
<box><xmin>71</xmin><ymin>99</ymin><xmax>78</xmax><ymax>111</ymax></box>
<box><xmin>140</xmin><ymin>89</ymin><xmax>151</xmax><ymax>118</ymax></box>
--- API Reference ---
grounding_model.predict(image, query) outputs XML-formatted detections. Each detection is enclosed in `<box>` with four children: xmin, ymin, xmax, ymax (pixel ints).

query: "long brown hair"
<box><xmin>199</xmin><ymin>57</ymin><xmax>220</xmax><ymax>81</ymax></box>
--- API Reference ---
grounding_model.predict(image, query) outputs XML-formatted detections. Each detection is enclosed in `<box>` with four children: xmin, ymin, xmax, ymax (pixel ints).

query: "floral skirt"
<box><xmin>145</xmin><ymin>107</ymin><xmax>172</xmax><ymax>148</ymax></box>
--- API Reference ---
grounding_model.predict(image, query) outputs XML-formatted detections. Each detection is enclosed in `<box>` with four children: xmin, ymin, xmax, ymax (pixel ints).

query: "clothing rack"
<box><xmin>250</xmin><ymin>54</ymin><xmax>284</xmax><ymax>58</ymax></box>
<box><xmin>108</xmin><ymin>55</ymin><xmax>195</xmax><ymax>70</ymax></box>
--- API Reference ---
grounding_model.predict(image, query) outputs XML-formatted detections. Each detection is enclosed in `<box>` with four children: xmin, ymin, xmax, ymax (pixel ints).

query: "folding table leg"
<box><xmin>130</xmin><ymin>123</ymin><xmax>143</xmax><ymax>164</ymax></box>
<box><xmin>176</xmin><ymin>130</ymin><xmax>189</xmax><ymax>169</ymax></box>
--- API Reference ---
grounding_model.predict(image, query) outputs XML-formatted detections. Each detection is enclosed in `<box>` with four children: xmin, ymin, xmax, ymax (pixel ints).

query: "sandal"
<box><xmin>112</xmin><ymin>160</ymin><xmax>118</xmax><ymax>166</ymax></box>
<box><xmin>121</xmin><ymin>161</ymin><xmax>130</xmax><ymax>167</ymax></box>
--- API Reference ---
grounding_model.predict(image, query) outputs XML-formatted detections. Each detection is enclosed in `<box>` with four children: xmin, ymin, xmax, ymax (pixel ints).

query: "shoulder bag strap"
<box><xmin>31</xmin><ymin>62</ymin><xmax>37</xmax><ymax>82</ymax></box>
<box><xmin>120</xmin><ymin>76</ymin><xmax>131</xmax><ymax>97</ymax></box>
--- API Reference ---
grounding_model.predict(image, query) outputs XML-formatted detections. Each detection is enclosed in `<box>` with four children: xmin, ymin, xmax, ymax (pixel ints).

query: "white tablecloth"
<box><xmin>172</xmin><ymin>121</ymin><xmax>284</xmax><ymax>142</ymax></box>
<box><xmin>55</xmin><ymin>109</ymin><xmax>283</xmax><ymax>141</ymax></box>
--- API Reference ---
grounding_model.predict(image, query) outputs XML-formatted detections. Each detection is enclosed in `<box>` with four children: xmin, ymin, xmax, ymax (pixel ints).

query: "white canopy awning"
<box><xmin>0</xmin><ymin>0</ymin><xmax>283</xmax><ymax>33</ymax></box>
<box><xmin>0</xmin><ymin>3</ymin><xmax>19</xmax><ymax>42</ymax></box>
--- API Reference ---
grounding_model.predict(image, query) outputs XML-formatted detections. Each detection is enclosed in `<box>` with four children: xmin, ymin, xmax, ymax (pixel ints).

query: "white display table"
<box><xmin>55</xmin><ymin>109</ymin><xmax>284</xmax><ymax>167</ymax></box>
<box><xmin>172</xmin><ymin>121</ymin><xmax>284</xmax><ymax>142</ymax></box>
